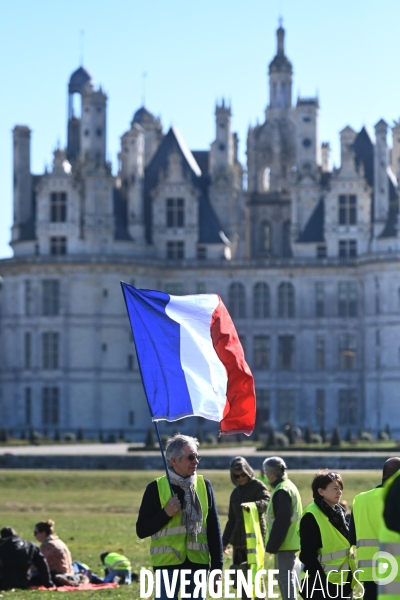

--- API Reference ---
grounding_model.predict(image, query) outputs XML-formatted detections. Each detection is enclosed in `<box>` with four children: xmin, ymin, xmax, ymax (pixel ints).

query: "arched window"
<box><xmin>263</xmin><ymin>167</ymin><xmax>270</xmax><ymax>191</ymax></box>
<box><xmin>259</xmin><ymin>221</ymin><xmax>272</xmax><ymax>256</ymax></box>
<box><xmin>281</xmin><ymin>83</ymin><xmax>287</xmax><ymax>108</ymax></box>
<box><xmin>278</xmin><ymin>282</ymin><xmax>295</xmax><ymax>318</ymax></box>
<box><xmin>253</xmin><ymin>283</ymin><xmax>270</xmax><ymax>318</ymax></box>
<box><xmin>282</xmin><ymin>220</ymin><xmax>292</xmax><ymax>257</ymax></box>
<box><xmin>228</xmin><ymin>282</ymin><xmax>246</xmax><ymax>319</ymax></box>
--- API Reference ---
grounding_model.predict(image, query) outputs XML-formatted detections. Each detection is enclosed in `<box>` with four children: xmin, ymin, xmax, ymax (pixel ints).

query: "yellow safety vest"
<box><xmin>301</xmin><ymin>502</ymin><xmax>355</xmax><ymax>586</ymax></box>
<box><xmin>150</xmin><ymin>475</ymin><xmax>209</xmax><ymax>567</ymax></box>
<box><xmin>243</xmin><ymin>502</ymin><xmax>265</xmax><ymax>596</ymax></box>
<box><xmin>266</xmin><ymin>478</ymin><xmax>302</xmax><ymax>551</ymax></box>
<box><xmin>378</xmin><ymin>469</ymin><xmax>400</xmax><ymax>600</ymax></box>
<box><xmin>104</xmin><ymin>552</ymin><xmax>131</xmax><ymax>571</ymax></box>
<box><xmin>352</xmin><ymin>487</ymin><xmax>383</xmax><ymax>581</ymax></box>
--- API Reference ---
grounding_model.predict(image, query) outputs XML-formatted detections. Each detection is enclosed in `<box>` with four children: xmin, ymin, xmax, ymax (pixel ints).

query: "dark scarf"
<box><xmin>314</xmin><ymin>496</ymin><xmax>348</xmax><ymax>538</ymax></box>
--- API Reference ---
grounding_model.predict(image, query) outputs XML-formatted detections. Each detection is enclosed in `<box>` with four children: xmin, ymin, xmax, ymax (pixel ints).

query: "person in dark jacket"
<box><xmin>136</xmin><ymin>434</ymin><xmax>222</xmax><ymax>600</ymax></box>
<box><xmin>0</xmin><ymin>526</ymin><xmax>53</xmax><ymax>590</ymax></box>
<box><xmin>222</xmin><ymin>457</ymin><xmax>269</xmax><ymax>599</ymax></box>
<box><xmin>299</xmin><ymin>470</ymin><xmax>351</xmax><ymax>600</ymax></box>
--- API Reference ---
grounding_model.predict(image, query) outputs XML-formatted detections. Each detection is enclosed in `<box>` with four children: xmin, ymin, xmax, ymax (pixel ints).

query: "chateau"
<box><xmin>1</xmin><ymin>25</ymin><xmax>400</xmax><ymax>440</ymax></box>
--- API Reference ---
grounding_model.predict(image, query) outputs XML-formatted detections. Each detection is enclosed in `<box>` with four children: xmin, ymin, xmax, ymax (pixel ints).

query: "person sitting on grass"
<box><xmin>100</xmin><ymin>551</ymin><xmax>132</xmax><ymax>584</ymax></box>
<box><xmin>0</xmin><ymin>526</ymin><xmax>53</xmax><ymax>590</ymax></box>
<box><xmin>33</xmin><ymin>519</ymin><xmax>82</xmax><ymax>586</ymax></box>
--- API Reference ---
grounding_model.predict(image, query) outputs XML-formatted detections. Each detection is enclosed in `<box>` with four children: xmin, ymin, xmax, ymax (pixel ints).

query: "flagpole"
<box><xmin>153</xmin><ymin>421</ymin><xmax>174</xmax><ymax>497</ymax></box>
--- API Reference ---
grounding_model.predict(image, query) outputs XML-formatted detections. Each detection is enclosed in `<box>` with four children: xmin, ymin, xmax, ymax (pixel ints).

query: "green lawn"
<box><xmin>0</xmin><ymin>469</ymin><xmax>381</xmax><ymax>599</ymax></box>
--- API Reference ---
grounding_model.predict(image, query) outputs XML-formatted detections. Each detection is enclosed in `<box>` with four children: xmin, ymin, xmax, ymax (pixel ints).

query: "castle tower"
<box><xmin>209</xmin><ymin>99</ymin><xmax>234</xmax><ymax>175</ymax></box>
<box><xmin>80</xmin><ymin>84</ymin><xmax>107</xmax><ymax>167</ymax></box>
<box><xmin>12</xmin><ymin>126</ymin><xmax>32</xmax><ymax>241</ymax></box>
<box><xmin>67</xmin><ymin>66</ymin><xmax>93</xmax><ymax>163</ymax></box>
<box><xmin>268</xmin><ymin>24</ymin><xmax>293</xmax><ymax>111</ymax></box>
<box><xmin>391</xmin><ymin>121</ymin><xmax>400</xmax><ymax>181</ymax></box>
<box><xmin>295</xmin><ymin>98</ymin><xmax>321</xmax><ymax>177</ymax></box>
<box><xmin>374</xmin><ymin>119</ymin><xmax>389</xmax><ymax>228</ymax></box>
<box><xmin>131</xmin><ymin>107</ymin><xmax>162</xmax><ymax>166</ymax></box>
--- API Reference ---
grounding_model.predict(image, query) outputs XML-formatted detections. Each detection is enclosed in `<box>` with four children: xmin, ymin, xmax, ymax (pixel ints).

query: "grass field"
<box><xmin>0</xmin><ymin>469</ymin><xmax>381</xmax><ymax>599</ymax></box>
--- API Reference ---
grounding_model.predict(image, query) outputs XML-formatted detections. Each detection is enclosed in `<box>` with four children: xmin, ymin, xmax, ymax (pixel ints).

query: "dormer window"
<box><xmin>166</xmin><ymin>198</ymin><xmax>184</xmax><ymax>227</ymax></box>
<box><xmin>339</xmin><ymin>194</ymin><xmax>357</xmax><ymax>225</ymax></box>
<box><xmin>50</xmin><ymin>192</ymin><xmax>67</xmax><ymax>223</ymax></box>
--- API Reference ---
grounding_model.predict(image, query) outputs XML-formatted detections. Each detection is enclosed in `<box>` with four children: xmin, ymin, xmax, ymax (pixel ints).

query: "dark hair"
<box><xmin>1</xmin><ymin>526</ymin><xmax>17</xmax><ymax>538</ymax></box>
<box><xmin>311</xmin><ymin>470</ymin><xmax>343</xmax><ymax>500</ymax></box>
<box><xmin>35</xmin><ymin>520</ymin><xmax>55</xmax><ymax>536</ymax></box>
<box><xmin>100</xmin><ymin>552</ymin><xmax>109</xmax><ymax>564</ymax></box>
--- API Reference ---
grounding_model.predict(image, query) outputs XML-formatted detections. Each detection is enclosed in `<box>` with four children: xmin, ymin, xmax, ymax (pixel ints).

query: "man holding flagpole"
<box><xmin>136</xmin><ymin>434</ymin><xmax>223</xmax><ymax>600</ymax></box>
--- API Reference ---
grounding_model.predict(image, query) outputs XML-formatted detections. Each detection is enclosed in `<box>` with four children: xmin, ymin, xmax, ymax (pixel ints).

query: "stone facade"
<box><xmin>1</xmin><ymin>26</ymin><xmax>400</xmax><ymax>440</ymax></box>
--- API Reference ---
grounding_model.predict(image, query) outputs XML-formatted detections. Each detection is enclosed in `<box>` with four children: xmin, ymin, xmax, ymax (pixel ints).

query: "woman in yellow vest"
<box><xmin>299</xmin><ymin>470</ymin><xmax>352</xmax><ymax>600</ymax></box>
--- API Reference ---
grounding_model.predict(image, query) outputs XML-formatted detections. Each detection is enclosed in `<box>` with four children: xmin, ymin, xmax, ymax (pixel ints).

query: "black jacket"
<box><xmin>299</xmin><ymin>505</ymin><xmax>351</xmax><ymax>600</ymax></box>
<box><xmin>223</xmin><ymin>478</ymin><xmax>269</xmax><ymax>547</ymax></box>
<box><xmin>0</xmin><ymin>536</ymin><xmax>53</xmax><ymax>590</ymax></box>
<box><xmin>136</xmin><ymin>477</ymin><xmax>223</xmax><ymax>572</ymax></box>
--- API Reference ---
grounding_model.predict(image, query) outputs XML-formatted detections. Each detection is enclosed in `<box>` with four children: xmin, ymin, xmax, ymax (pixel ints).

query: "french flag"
<box><xmin>121</xmin><ymin>283</ymin><xmax>256</xmax><ymax>435</ymax></box>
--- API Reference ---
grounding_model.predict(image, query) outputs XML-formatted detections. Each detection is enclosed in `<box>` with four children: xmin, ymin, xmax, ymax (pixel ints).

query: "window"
<box><xmin>281</xmin><ymin>82</ymin><xmax>287</xmax><ymax>108</ymax></box>
<box><xmin>339</xmin><ymin>194</ymin><xmax>357</xmax><ymax>225</ymax></box>
<box><xmin>128</xmin><ymin>354</ymin><xmax>134</xmax><ymax>370</ymax></box>
<box><xmin>282</xmin><ymin>221</ymin><xmax>291</xmax><ymax>257</ymax></box>
<box><xmin>129</xmin><ymin>411</ymin><xmax>135</xmax><ymax>426</ymax></box>
<box><xmin>339</xmin><ymin>334</ymin><xmax>357</xmax><ymax>370</ymax></box>
<box><xmin>339</xmin><ymin>239</ymin><xmax>357</xmax><ymax>258</ymax></box>
<box><xmin>197</xmin><ymin>246</ymin><xmax>207</xmax><ymax>260</ymax></box>
<box><xmin>24</xmin><ymin>332</ymin><xmax>31</xmax><ymax>369</ymax></box>
<box><xmin>42</xmin><ymin>387</ymin><xmax>59</xmax><ymax>425</ymax></box>
<box><xmin>303</xmin><ymin>138</ymin><xmax>312</xmax><ymax>148</ymax></box>
<box><xmin>256</xmin><ymin>389</ymin><xmax>271</xmax><ymax>426</ymax></box>
<box><xmin>278</xmin><ymin>282</ymin><xmax>295</xmax><ymax>318</ymax></box>
<box><xmin>50</xmin><ymin>192</ymin><xmax>67</xmax><ymax>222</ymax></box>
<box><xmin>278</xmin><ymin>336</ymin><xmax>295</xmax><ymax>370</ymax></box>
<box><xmin>260</xmin><ymin>221</ymin><xmax>272</xmax><ymax>256</ymax></box>
<box><xmin>197</xmin><ymin>283</ymin><xmax>206</xmax><ymax>294</ymax></box>
<box><xmin>42</xmin><ymin>332</ymin><xmax>59</xmax><ymax>370</ymax></box>
<box><xmin>25</xmin><ymin>388</ymin><xmax>32</xmax><ymax>424</ymax></box>
<box><xmin>316</xmin><ymin>389</ymin><xmax>325</xmax><ymax>427</ymax></box>
<box><xmin>339</xmin><ymin>389</ymin><xmax>357</xmax><ymax>425</ymax></box>
<box><xmin>166</xmin><ymin>198</ymin><xmax>185</xmax><ymax>227</ymax></box>
<box><xmin>316</xmin><ymin>337</ymin><xmax>325</xmax><ymax>370</ymax></box>
<box><xmin>50</xmin><ymin>236</ymin><xmax>67</xmax><ymax>255</ymax></box>
<box><xmin>253</xmin><ymin>336</ymin><xmax>270</xmax><ymax>370</ymax></box>
<box><xmin>315</xmin><ymin>282</ymin><xmax>325</xmax><ymax>317</ymax></box>
<box><xmin>253</xmin><ymin>283</ymin><xmax>270</xmax><ymax>318</ymax></box>
<box><xmin>42</xmin><ymin>280</ymin><xmax>60</xmax><ymax>316</ymax></box>
<box><xmin>338</xmin><ymin>282</ymin><xmax>358</xmax><ymax>317</ymax></box>
<box><xmin>263</xmin><ymin>168</ymin><xmax>270</xmax><ymax>192</ymax></box>
<box><xmin>165</xmin><ymin>283</ymin><xmax>184</xmax><ymax>295</ymax></box>
<box><xmin>166</xmin><ymin>241</ymin><xmax>184</xmax><ymax>259</ymax></box>
<box><xmin>25</xmin><ymin>280</ymin><xmax>33</xmax><ymax>315</ymax></box>
<box><xmin>317</xmin><ymin>244</ymin><xmax>327</xmax><ymax>258</ymax></box>
<box><xmin>228</xmin><ymin>282</ymin><xmax>246</xmax><ymax>318</ymax></box>
<box><xmin>277</xmin><ymin>390</ymin><xmax>295</xmax><ymax>426</ymax></box>
<box><xmin>272</xmin><ymin>83</ymin><xmax>278</xmax><ymax>108</ymax></box>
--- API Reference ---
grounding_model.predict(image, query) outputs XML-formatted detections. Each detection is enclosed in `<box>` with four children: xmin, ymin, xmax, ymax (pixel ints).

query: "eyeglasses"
<box><xmin>185</xmin><ymin>453</ymin><xmax>201</xmax><ymax>462</ymax></box>
<box><xmin>234</xmin><ymin>473</ymin><xmax>248</xmax><ymax>480</ymax></box>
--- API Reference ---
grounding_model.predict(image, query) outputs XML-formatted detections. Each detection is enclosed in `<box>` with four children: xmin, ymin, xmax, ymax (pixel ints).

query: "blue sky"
<box><xmin>0</xmin><ymin>0</ymin><xmax>399</xmax><ymax>259</ymax></box>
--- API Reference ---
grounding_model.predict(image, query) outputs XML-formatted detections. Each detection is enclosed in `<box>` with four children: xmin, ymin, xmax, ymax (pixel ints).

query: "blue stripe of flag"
<box><xmin>121</xmin><ymin>283</ymin><xmax>194</xmax><ymax>421</ymax></box>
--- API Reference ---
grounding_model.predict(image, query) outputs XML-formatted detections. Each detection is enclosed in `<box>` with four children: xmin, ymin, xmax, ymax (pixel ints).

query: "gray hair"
<box><xmin>165</xmin><ymin>434</ymin><xmax>199</xmax><ymax>467</ymax></box>
<box><xmin>262</xmin><ymin>456</ymin><xmax>288</xmax><ymax>479</ymax></box>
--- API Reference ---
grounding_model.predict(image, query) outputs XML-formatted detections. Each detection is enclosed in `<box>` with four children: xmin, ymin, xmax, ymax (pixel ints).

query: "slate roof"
<box><xmin>297</xmin><ymin>197</ymin><xmax>324</xmax><ymax>243</ymax></box>
<box><xmin>354</xmin><ymin>126</ymin><xmax>374</xmax><ymax>187</ymax></box>
<box><xmin>68</xmin><ymin>67</ymin><xmax>93</xmax><ymax>94</ymax></box>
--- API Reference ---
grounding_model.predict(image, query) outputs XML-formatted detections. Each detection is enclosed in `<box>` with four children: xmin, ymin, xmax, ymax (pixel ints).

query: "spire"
<box><xmin>277</xmin><ymin>23</ymin><xmax>285</xmax><ymax>56</ymax></box>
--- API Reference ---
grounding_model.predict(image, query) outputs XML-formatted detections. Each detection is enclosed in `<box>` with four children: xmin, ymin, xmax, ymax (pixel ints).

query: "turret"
<box><xmin>391</xmin><ymin>121</ymin><xmax>400</xmax><ymax>181</ymax></box>
<box><xmin>295</xmin><ymin>97</ymin><xmax>320</xmax><ymax>176</ymax></box>
<box><xmin>374</xmin><ymin>119</ymin><xmax>389</xmax><ymax>225</ymax></box>
<box><xmin>209</xmin><ymin>99</ymin><xmax>234</xmax><ymax>175</ymax></box>
<box><xmin>131</xmin><ymin>107</ymin><xmax>162</xmax><ymax>166</ymax></box>
<box><xmin>80</xmin><ymin>84</ymin><xmax>107</xmax><ymax>167</ymax></box>
<box><xmin>339</xmin><ymin>126</ymin><xmax>357</xmax><ymax>174</ymax></box>
<box><xmin>268</xmin><ymin>25</ymin><xmax>293</xmax><ymax>111</ymax></box>
<box><xmin>67</xmin><ymin>66</ymin><xmax>93</xmax><ymax>163</ymax></box>
<box><xmin>321</xmin><ymin>142</ymin><xmax>331</xmax><ymax>172</ymax></box>
<box><xmin>120</xmin><ymin>121</ymin><xmax>145</xmax><ymax>242</ymax></box>
<box><xmin>12</xmin><ymin>126</ymin><xmax>32</xmax><ymax>234</ymax></box>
